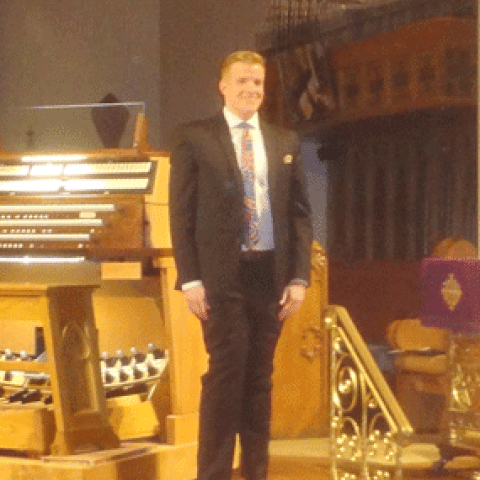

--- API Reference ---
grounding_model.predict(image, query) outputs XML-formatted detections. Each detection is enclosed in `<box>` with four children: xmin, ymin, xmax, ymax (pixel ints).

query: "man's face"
<box><xmin>219</xmin><ymin>61</ymin><xmax>265</xmax><ymax>120</ymax></box>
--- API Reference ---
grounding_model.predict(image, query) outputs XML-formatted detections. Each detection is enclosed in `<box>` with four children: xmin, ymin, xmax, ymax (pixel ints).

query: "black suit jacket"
<box><xmin>168</xmin><ymin>113</ymin><xmax>312</xmax><ymax>297</ymax></box>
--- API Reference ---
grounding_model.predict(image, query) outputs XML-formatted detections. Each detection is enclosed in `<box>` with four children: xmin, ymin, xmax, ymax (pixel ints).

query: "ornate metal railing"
<box><xmin>323</xmin><ymin>305</ymin><xmax>413</xmax><ymax>479</ymax></box>
<box><xmin>449</xmin><ymin>334</ymin><xmax>480</xmax><ymax>447</ymax></box>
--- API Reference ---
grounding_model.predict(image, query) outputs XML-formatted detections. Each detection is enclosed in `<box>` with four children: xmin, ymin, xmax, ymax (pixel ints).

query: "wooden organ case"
<box><xmin>0</xmin><ymin>113</ymin><xmax>208</xmax><ymax>480</ymax></box>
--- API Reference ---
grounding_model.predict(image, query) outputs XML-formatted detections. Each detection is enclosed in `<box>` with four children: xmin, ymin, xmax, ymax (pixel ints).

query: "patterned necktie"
<box><xmin>239</xmin><ymin>124</ymin><xmax>259</xmax><ymax>249</ymax></box>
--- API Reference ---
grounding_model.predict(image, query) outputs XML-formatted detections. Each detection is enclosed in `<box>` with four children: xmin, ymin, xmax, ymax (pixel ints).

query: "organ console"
<box><xmin>0</xmin><ymin>115</ymin><xmax>161</xmax><ymax>256</ymax></box>
<box><xmin>0</xmin><ymin>108</ymin><xmax>207</xmax><ymax>480</ymax></box>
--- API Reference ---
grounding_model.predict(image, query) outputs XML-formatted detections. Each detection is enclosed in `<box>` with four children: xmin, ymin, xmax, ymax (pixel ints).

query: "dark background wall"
<box><xmin>159</xmin><ymin>0</ymin><xmax>271</xmax><ymax>146</ymax></box>
<box><xmin>0</xmin><ymin>0</ymin><xmax>271</xmax><ymax>149</ymax></box>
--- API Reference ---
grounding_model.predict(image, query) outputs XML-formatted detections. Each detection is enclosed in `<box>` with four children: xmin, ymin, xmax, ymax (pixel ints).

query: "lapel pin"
<box><xmin>283</xmin><ymin>155</ymin><xmax>293</xmax><ymax>164</ymax></box>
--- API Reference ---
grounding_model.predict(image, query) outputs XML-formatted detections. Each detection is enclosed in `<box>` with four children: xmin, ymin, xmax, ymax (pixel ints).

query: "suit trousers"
<box><xmin>197</xmin><ymin>253</ymin><xmax>282</xmax><ymax>480</ymax></box>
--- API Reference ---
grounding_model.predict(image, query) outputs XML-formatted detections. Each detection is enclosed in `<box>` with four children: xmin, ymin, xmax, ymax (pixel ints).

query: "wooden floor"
<box><xmin>1</xmin><ymin>437</ymin><xmax>479</xmax><ymax>480</ymax></box>
<box><xmin>231</xmin><ymin>459</ymin><xmax>329</xmax><ymax>480</ymax></box>
<box><xmin>229</xmin><ymin>438</ymin><xmax>480</xmax><ymax>480</ymax></box>
<box><xmin>234</xmin><ymin>468</ymin><xmax>480</xmax><ymax>479</ymax></box>
<box><xmin>232</xmin><ymin>460</ymin><xmax>480</xmax><ymax>480</ymax></box>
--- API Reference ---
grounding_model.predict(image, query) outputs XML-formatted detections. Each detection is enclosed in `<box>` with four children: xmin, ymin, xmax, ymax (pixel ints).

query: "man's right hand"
<box><xmin>183</xmin><ymin>285</ymin><xmax>210</xmax><ymax>321</ymax></box>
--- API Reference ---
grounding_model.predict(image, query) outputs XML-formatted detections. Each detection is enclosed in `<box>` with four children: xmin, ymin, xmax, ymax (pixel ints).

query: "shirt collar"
<box><xmin>223</xmin><ymin>107</ymin><xmax>260</xmax><ymax>131</ymax></box>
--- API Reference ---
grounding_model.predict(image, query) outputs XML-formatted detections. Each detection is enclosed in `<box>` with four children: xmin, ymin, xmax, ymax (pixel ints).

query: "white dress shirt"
<box><xmin>223</xmin><ymin>107</ymin><xmax>274</xmax><ymax>252</ymax></box>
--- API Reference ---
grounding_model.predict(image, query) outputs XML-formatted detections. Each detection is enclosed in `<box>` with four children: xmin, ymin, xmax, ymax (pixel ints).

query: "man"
<box><xmin>169</xmin><ymin>50</ymin><xmax>312</xmax><ymax>480</ymax></box>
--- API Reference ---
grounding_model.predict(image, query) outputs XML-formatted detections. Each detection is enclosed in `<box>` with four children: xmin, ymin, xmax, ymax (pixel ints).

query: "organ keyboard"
<box><xmin>0</xmin><ymin>154</ymin><xmax>154</xmax><ymax>255</ymax></box>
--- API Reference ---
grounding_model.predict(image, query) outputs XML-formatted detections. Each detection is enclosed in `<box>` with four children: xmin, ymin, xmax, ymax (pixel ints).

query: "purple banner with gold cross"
<box><xmin>421</xmin><ymin>257</ymin><xmax>480</xmax><ymax>335</ymax></box>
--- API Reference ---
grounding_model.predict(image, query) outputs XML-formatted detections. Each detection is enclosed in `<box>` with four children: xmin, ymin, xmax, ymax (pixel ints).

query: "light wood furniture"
<box><xmin>0</xmin><ymin>263</ymin><xmax>119</xmax><ymax>455</ymax></box>
<box><xmin>271</xmin><ymin>241</ymin><xmax>329</xmax><ymax>438</ymax></box>
<box><xmin>432</xmin><ymin>237</ymin><xmax>478</xmax><ymax>259</ymax></box>
<box><xmin>387</xmin><ymin>318</ymin><xmax>449</xmax><ymax>432</ymax></box>
<box><xmin>0</xmin><ymin>113</ymin><xmax>202</xmax><ymax>478</ymax></box>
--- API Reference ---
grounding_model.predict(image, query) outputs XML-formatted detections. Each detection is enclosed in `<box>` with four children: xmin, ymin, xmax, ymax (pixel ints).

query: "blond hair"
<box><xmin>219</xmin><ymin>51</ymin><xmax>266</xmax><ymax>80</ymax></box>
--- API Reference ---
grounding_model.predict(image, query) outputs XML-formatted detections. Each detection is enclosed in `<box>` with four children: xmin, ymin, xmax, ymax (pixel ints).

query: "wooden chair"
<box><xmin>387</xmin><ymin>318</ymin><xmax>450</xmax><ymax>432</ymax></box>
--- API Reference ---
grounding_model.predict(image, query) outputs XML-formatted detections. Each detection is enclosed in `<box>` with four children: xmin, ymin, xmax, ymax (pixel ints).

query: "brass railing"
<box><xmin>323</xmin><ymin>305</ymin><xmax>413</xmax><ymax>480</ymax></box>
<box><xmin>449</xmin><ymin>334</ymin><xmax>480</xmax><ymax>446</ymax></box>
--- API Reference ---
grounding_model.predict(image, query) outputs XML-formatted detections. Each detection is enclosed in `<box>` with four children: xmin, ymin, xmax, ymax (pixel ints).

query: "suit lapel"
<box><xmin>260</xmin><ymin>119</ymin><xmax>280</xmax><ymax>205</ymax></box>
<box><xmin>208</xmin><ymin>114</ymin><xmax>282</xmax><ymax>193</ymax></box>
<box><xmin>209</xmin><ymin>114</ymin><xmax>243</xmax><ymax>185</ymax></box>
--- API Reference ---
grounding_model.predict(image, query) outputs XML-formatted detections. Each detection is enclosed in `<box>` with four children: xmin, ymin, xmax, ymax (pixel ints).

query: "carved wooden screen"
<box><xmin>325</xmin><ymin>106</ymin><xmax>477</xmax><ymax>261</ymax></box>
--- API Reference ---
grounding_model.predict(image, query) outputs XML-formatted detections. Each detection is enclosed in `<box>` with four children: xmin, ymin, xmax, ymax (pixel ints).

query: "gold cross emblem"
<box><xmin>441</xmin><ymin>273</ymin><xmax>462</xmax><ymax>311</ymax></box>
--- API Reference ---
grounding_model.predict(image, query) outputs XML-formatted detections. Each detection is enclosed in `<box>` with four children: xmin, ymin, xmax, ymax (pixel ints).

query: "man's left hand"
<box><xmin>278</xmin><ymin>284</ymin><xmax>306</xmax><ymax>322</ymax></box>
